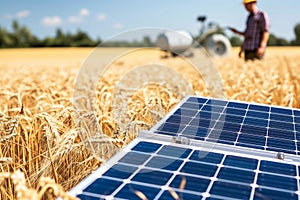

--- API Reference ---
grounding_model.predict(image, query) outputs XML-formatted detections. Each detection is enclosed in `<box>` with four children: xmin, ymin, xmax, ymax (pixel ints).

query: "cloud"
<box><xmin>3</xmin><ymin>10</ymin><xmax>30</xmax><ymax>20</ymax></box>
<box><xmin>80</xmin><ymin>8</ymin><xmax>89</xmax><ymax>17</ymax></box>
<box><xmin>42</xmin><ymin>16</ymin><xmax>63</xmax><ymax>26</ymax></box>
<box><xmin>68</xmin><ymin>16</ymin><xmax>82</xmax><ymax>23</ymax></box>
<box><xmin>97</xmin><ymin>14</ymin><xmax>107</xmax><ymax>21</ymax></box>
<box><xmin>65</xmin><ymin>8</ymin><xmax>89</xmax><ymax>24</ymax></box>
<box><xmin>16</xmin><ymin>10</ymin><xmax>30</xmax><ymax>18</ymax></box>
<box><xmin>41</xmin><ymin>8</ymin><xmax>89</xmax><ymax>26</ymax></box>
<box><xmin>113</xmin><ymin>23</ymin><xmax>123</xmax><ymax>29</ymax></box>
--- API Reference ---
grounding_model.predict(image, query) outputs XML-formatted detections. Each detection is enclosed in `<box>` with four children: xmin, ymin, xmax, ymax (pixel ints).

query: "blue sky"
<box><xmin>1</xmin><ymin>0</ymin><xmax>300</xmax><ymax>41</ymax></box>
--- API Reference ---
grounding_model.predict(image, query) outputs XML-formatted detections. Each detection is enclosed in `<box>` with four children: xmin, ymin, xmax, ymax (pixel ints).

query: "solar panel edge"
<box><xmin>68</xmin><ymin>139</ymin><xmax>142</xmax><ymax>197</ymax></box>
<box><xmin>233</xmin><ymin>96</ymin><xmax>299</xmax><ymax>113</ymax></box>
<box><xmin>149</xmin><ymin>95</ymin><xmax>193</xmax><ymax>133</ymax></box>
<box><xmin>140</xmin><ymin>132</ymin><xmax>300</xmax><ymax>166</ymax></box>
<box><xmin>187</xmin><ymin>95</ymin><xmax>300</xmax><ymax>114</ymax></box>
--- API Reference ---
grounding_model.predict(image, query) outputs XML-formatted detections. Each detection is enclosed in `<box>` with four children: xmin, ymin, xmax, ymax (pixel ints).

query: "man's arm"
<box><xmin>228</xmin><ymin>27</ymin><xmax>245</xmax><ymax>36</ymax></box>
<box><xmin>228</xmin><ymin>27</ymin><xmax>246</xmax><ymax>58</ymax></box>
<box><xmin>239</xmin><ymin>42</ymin><xmax>244</xmax><ymax>58</ymax></box>
<box><xmin>260</xmin><ymin>31</ymin><xmax>270</xmax><ymax>48</ymax></box>
<box><xmin>257</xmin><ymin>31</ymin><xmax>269</xmax><ymax>57</ymax></box>
<box><xmin>257</xmin><ymin>11</ymin><xmax>270</xmax><ymax>57</ymax></box>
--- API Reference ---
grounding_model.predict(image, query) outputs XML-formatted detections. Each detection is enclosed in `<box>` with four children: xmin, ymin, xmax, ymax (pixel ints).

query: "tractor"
<box><xmin>156</xmin><ymin>16</ymin><xmax>231</xmax><ymax>57</ymax></box>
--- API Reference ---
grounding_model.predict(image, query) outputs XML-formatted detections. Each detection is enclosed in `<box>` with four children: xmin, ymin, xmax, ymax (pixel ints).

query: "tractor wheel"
<box><xmin>204</xmin><ymin>34</ymin><xmax>231</xmax><ymax>57</ymax></box>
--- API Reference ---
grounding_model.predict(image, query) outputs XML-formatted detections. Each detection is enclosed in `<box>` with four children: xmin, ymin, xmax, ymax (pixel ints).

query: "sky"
<box><xmin>1</xmin><ymin>0</ymin><xmax>300</xmax><ymax>42</ymax></box>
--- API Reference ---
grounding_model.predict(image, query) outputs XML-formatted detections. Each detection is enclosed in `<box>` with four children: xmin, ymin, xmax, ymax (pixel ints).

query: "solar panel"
<box><xmin>152</xmin><ymin>96</ymin><xmax>300</xmax><ymax>155</ymax></box>
<box><xmin>69</xmin><ymin>137</ymin><xmax>300</xmax><ymax>200</ymax></box>
<box><xmin>70</xmin><ymin>96</ymin><xmax>300</xmax><ymax>199</ymax></box>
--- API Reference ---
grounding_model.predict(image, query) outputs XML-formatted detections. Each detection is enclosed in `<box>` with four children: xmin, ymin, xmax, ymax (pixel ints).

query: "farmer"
<box><xmin>229</xmin><ymin>0</ymin><xmax>270</xmax><ymax>61</ymax></box>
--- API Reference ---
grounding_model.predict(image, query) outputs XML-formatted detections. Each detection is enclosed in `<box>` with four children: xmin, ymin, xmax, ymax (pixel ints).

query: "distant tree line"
<box><xmin>1</xmin><ymin>20</ymin><xmax>300</xmax><ymax>48</ymax></box>
<box><xmin>0</xmin><ymin>21</ymin><xmax>99</xmax><ymax>48</ymax></box>
<box><xmin>0</xmin><ymin>20</ymin><xmax>155</xmax><ymax>48</ymax></box>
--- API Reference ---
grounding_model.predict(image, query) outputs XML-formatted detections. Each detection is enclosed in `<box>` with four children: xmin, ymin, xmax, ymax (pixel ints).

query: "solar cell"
<box><xmin>70</xmin><ymin>96</ymin><xmax>300</xmax><ymax>200</ymax></box>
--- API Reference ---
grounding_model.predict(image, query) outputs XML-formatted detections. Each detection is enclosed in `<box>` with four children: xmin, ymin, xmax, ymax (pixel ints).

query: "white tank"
<box><xmin>156</xmin><ymin>30</ymin><xmax>193</xmax><ymax>54</ymax></box>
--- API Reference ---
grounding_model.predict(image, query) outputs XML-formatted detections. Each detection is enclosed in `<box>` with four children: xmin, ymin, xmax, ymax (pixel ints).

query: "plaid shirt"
<box><xmin>243</xmin><ymin>10</ymin><xmax>270</xmax><ymax>51</ymax></box>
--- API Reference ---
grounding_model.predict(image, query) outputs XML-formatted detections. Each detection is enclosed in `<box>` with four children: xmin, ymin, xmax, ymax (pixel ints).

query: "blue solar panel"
<box><xmin>70</xmin><ymin>96</ymin><xmax>300</xmax><ymax>200</ymax></box>
<box><xmin>69</xmin><ymin>138</ymin><xmax>300</xmax><ymax>200</ymax></box>
<box><xmin>153</xmin><ymin>96</ymin><xmax>300</xmax><ymax>155</ymax></box>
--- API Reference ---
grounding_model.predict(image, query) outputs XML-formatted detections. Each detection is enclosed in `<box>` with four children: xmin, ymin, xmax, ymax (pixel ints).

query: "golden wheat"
<box><xmin>0</xmin><ymin>47</ymin><xmax>299</xmax><ymax>199</ymax></box>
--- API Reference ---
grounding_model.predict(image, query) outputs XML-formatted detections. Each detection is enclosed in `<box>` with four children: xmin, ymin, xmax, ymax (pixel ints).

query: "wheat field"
<box><xmin>0</xmin><ymin>47</ymin><xmax>300</xmax><ymax>199</ymax></box>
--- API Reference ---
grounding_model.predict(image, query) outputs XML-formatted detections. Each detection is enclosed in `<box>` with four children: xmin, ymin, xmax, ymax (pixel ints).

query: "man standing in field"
<box><xmin>229</xmin><ymin>0</ymin><xmax>270</xmax><ymax>61</ymax></box>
